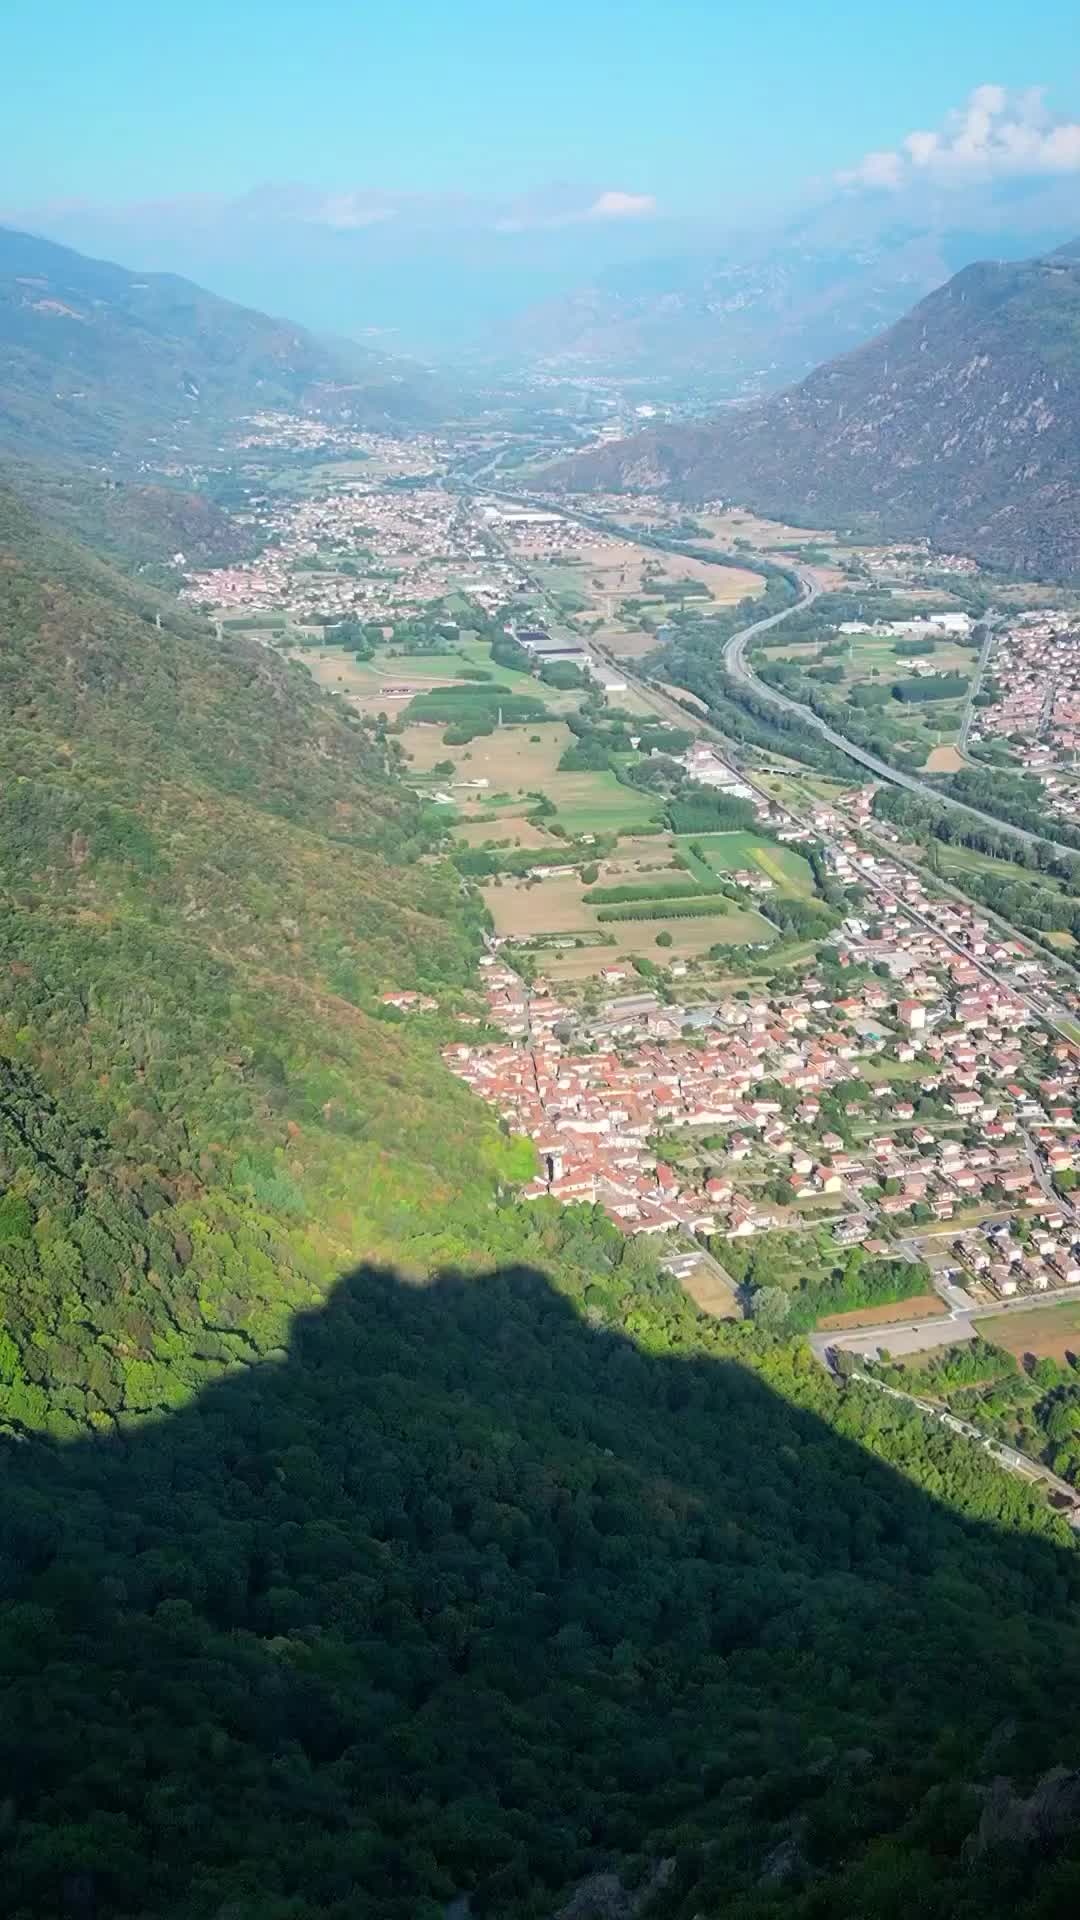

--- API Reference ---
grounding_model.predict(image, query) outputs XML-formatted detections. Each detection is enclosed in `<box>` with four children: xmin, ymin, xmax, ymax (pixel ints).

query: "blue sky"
<box><xmin>6</xmin><ymin>0</ymin><xmax>1080</xmax><ymax>211</ymax></box>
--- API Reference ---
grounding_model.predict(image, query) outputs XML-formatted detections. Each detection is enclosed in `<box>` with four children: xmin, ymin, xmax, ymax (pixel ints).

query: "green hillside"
<box><xmin>0</xmin><ymin>483</ymin><xmax>545</xmax><ymax>1432</ymax></box>
<box><xmin>6</xmin><ymin>488</ymin><xmax>1080</xmax><ymax>1917</ymax></box>
<box><xmin>0</xmin><ymin>225</ymin><xmax>441</xmax><ymax>465</ymax></box>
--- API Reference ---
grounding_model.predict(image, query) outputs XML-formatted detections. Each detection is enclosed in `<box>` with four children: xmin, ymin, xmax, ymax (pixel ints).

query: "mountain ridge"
<box><xmin>551</xmin><ymin>244</ymin><xmax>1080</xmax><ymax>579</ymax></box>
<box><xmin>0</xmin><ymin>223</ymin><xmax>442</xmax><ymax>466</ymax></box>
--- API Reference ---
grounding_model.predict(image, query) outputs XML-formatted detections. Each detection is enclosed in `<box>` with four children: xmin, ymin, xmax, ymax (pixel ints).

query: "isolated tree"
<box><xmin>750</xmin><ymin>1286</ymin><xmax>791</xmax><ymax>1330</ymax></box>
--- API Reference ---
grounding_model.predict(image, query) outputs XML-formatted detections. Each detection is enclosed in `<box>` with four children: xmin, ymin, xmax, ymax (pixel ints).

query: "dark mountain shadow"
<box><xmin>4</xmin><ymin>1261</ymin><xmax>1080</xmax><ymax>1920</ymax></box>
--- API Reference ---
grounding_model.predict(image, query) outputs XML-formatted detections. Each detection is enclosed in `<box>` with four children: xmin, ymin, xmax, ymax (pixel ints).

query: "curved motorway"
<box><xmin>722</xmin><ymin>562</ymin><xmax>1080</xmax><ymax>860</ymax></box>
<box><xmin>478</xmin><ymin>483</ymin><xmax>1079</xmax><ymax>862</ymax></box>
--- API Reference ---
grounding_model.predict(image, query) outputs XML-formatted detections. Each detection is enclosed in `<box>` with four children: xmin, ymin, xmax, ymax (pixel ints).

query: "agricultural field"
<box><xmin>935</xmin><ymin>844</ymin><xmax>1078</xmax><ymax>943</ymax></box>
<box><xmin>925</xmin><ymin>744</ymin><xmax>967</xmax><ymax>772</ymax></box>
<box><xmin>756</xmin><ymin>770</ymin><xmax>854</xmax><ymax>818</ymax></box>
<box><xmin>659</xmin><ymin>682</ymin><xmax>709</xmax><ymax>714</ymax></box>
<box><xmin>598</xmin><ymin>835</ymin><xmax>685</xmax><ymax>879</ymax></box>
<box><xmin>818</xmin><ymin>1294</ymin><xmax>946</xmax><ymax>1332</ymax></box>
<box><xmin>454</xmin><ymin>815</ymin><xmax>556</xmax><ymax>849</ymax></box>
<box><xmin>479</xmin><ymin>822</ymin><xmax>775</xmax><ymax>980</ymax></box>
<box><xmin>400</xmin><ymin>718</ymin><xmax>572</xmax><ymax>786</ymax></box>
<box><xmin>697</xmin><ymin>507</ymin><xmax>837</xmax><ymax>551</ymax></box>
<box><xmin>938</xmin><ymin>841</ymin><xmax>1068</xmax><ymax>890</ymax></box>
<box><xmin>549</xmin><ymin>772</ymin><xmax>663</xmax><ymax>834</ymax></box>
<box><xmin>858</xmin><ymin>1056</ymin><xmax>931</xmax><ymax>1085</ymax></box>
<box><xmin>482</xmin><ymin>874</ymin><xmax>599</xmax><ymax>938</ymax></box>
<box><xmin>765</xmin><ymin>628</ymin><xmax>972</xmax><ymax>765</ymax></box>
<box><xmin>977</xmin><ymin>1301</ymin><xmax>1080</xmax><ymax>1366</ymax></box>
<box><xmin>679</xmin><ymin>1260</ymin><xmax>741</xmax><ymax>1320</ymax></box>
<box><xmin>521</xmin><ymin>530</ymin><xmax>764</xmax><ymax>657</ymax></box>
<box><xmin>399</xmin><ymin>715</ymin><xmax>665</xmax><ymax>843</ymax></box>
<box><xmin>834</xmin><ymin>627</ymin><xmax>975</xmax><ymax>683</ymax></box>
<box><xmin>537</xmin><ymin>907</ymin><xmax>774</xmax><ymax>981</ymax></box>
<box><xmin>290</xmin><ymin>634</ymin><xmax>573</xmax><ymax>717</ymax></box>
<box><xmin>675</xmin><ymin>831</ymin><xmax>816</xmax><ymax>898</ymax></box>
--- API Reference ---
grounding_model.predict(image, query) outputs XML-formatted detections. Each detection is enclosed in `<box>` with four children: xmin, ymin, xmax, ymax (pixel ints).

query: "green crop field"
<box><xmin>675</xmin><ymin>832</ymin><xmax>816</xmax><ymax>898</ymax></box>
<box><xmin>552</xmin><ymin>773</ymin><xmax>664</xmax><ymax>835</ymax></box>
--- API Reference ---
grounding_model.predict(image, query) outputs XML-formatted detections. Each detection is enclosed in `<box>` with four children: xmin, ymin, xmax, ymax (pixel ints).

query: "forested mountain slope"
<box><xmin>0</xmin><ymin>483</ymin><xmax>541</xmax><ymax>1432</ymax></box>
<box><xmin>0</xmin><ymin>224</ymin><xmax>440</xmax><ymax>463</ymax></box>
<box><xmin>8</xmin><ymin>1259</ymin><xmax>1080</xmax><ymax>1920</ymax></box>
<box><xmin>7</xmin><ymin>489</ymin><xmax>1080</xmax><ymax>1916</ymax></box>
<box><xmin>555</xmin><ymin>247</ymin><xmax>1080</xmax><ymax>579</ymax></box>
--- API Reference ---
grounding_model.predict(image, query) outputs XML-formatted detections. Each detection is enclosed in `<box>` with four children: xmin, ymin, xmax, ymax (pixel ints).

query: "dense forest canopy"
<box><xmin>5</xmin><ymin>485</ymin><xmax>1080</xmax><ymax>1916</ymax></box>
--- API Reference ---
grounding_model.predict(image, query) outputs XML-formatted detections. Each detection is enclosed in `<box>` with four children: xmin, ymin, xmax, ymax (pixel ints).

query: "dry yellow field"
<box><xmin>593</xmin><ymin>627</ymin><xmax>658</xmax><ymax>660</ymax></box>
<box><xmin>290</xmin><ymin>646</ymin><xmax>456</xmax><ymax>700</ymax></box>
<box><xmin>454</xmin><ymin>815</ymin><xmax>556</xmax><ymax>849</ymax></box>
<box><xmin>484</xmin><ymin>874</ymin><xmax>596</xmax><ymax>937</ymax></box>
<box><xmin>538</xmin><ymin>907</ymin><xmax>773</xmax><ymax>980</ymax></box>
<box><xmin>598</xmin><ymin>834</ymin><xmax>682</xmax><ymax>879</ymax></box>
<box><xmin>659</xmin><ymin>682</ymin><xmax>708</xmax><ymax>714</ymax></box>
<box><xmin>399</xmin><ymin>720</ymin><xmax>573</xmax><ymax>786</ymax></box>
<box><xmin>698</xmin><ymin>508</ymin><xmax>835</xmax><ymax>548</ymax></box>
<box><xmin>562</xmin><ymin>540</ymin><xmax>763</xmax><ymax>617</ymax></box>
<box><xmin>978</xmin><ymin>1302</ymin><xmax>1080</xmax><ymax>1365</ymax></box>
<box><xmin>680</xmin><ymin>1260</ymin><xmax>741</xmax><ymax>1319</ymax></box>
<box><xmin>482</xmin><ymin>850</ymin><xmax>772</xmax><ymax>973</ymax></box>
<box><xmin>819</xmin><ymin>1295</ymin><xmax>946</xmax><ymax>1332</ymax></box>
<box><xmin>925</xmin><ymin>744</ymin><xmax>967</xmax><ymax>772</ymax></box>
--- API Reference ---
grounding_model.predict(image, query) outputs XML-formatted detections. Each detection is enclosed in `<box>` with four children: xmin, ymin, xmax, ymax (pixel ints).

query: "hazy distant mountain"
<box><xmin>509</xmin><ymin>182</ymin><xmax>1080</xmax><ymax>393</ymax></box>
<box><xmin>553</xmin><ymin>243</ymin><xmax>1080</xmax><ymax>580</ymax></box>
<box><xmin>507</xmin><ymin>238</ymin><xmax>952</xmax><ymax>392</ymax></box>
<box><xmin>15</xmin><ymin>173</ymin><xmax>1080</xmax><ymax>374</ymax></box>
<box><xmin>0</xmin><ymin>225</ymin><xmax>444</xmax><ymax>466</ymax></box>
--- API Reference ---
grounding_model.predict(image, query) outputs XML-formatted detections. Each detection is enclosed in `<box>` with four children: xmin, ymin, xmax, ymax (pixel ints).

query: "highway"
<box><xmin>476</xmin><ymin>485</ymin><xmax>1080</xmax><ymax>1514</ymax></box>
<box><xmin>810</xmin><ymin>1284</ymin><xmax>1079</xmax><ymax>1367</ymax></box>
<box><xmin>721</xmin><ymin>564</ymin><xmax>1080</xmax><ymax>863</ymax></box>
<box><xmin>493</xmin><ymin>483</ymin><xmax>1080</xmax><ymax>863</ymax></box>
<box><xmin>471</xmin><ymin>483</ymin><xmax>1080</xmax><ymax>1029</ymax></box>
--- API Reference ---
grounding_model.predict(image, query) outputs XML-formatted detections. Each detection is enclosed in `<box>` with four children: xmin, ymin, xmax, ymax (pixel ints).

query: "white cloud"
<box><xmin>586</xmin><ymin>190</ymin><xmax>657</xmax><ymax>220</ymax></box>
<box><xmin>494</xmin><ymin>188</ymin><xmax>657</xmax><ymax>232</ymax></box>
<box><xmin>838</xmin><ymin>85</ymin><xmax>1080</xmax><ymax>189</ymax></box>
<box><xmin>304</xmin><ymin>193</ymin><xmax>400</xmax><ymax>230</ymax></box>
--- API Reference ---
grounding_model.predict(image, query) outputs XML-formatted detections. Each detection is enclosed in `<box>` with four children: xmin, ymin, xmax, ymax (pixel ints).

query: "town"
<box><xmin>179</xmin><ymin>415</ymin><xmax>1080</xmax><ymax>1336</ymax></box>
<box><xmin>970</xmin><ymin>605</ymin><xmax>1080</xmax><ymax>819</ymax></box>
<box><xmin>445</xmin><ymin>782</ymin><xmax>1080</xmax><ymax>1312</ymax></box>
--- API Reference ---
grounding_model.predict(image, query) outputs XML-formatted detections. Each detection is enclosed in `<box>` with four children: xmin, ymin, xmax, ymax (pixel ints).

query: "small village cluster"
<box><xmin>973</xmin><ymin>608</ymin><xmax>1080</xmax><ymax>783</ymax></box>
<box><xmin>232</xmin><ymin>415</ymin><xmax>435</xmax><ymax>459</ymax></box>
<box><xmin>181</xmin><ymin>462</ymin><xmax>526</xmax><ymax>625</ymax></box>
<box><xmin>481</xmin><ymin>499</ymin><xmax>647</xmax><ymax>575</ymax></box>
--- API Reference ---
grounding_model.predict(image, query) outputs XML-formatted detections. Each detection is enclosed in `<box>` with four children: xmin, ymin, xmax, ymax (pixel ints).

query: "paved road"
<box><xmin>956</xmin><ymin>621</ymin><xmax>996</xmax><ymax>756</ymax></box>
<box><xmin>1021</xmin><ymin>1124</ymin><xmax>1079</xmax><ymax>1222</ymax></box>
<box><xmin>480</xmin><ymin>485</ymin><xmax>1080</xmax><ymax>1512</ymax></box>
<box><xmin>497</xmin><ymin>484</ymin><xmax>1080</xmax><ymax>866</ymax></box>
<box><xmin>721</xmin><ymin>566</ymin><xmax>1080</xmax><ymax>863</ymax></box>
<box><xmin>810</xmin><ymin>1278</ymin><xmax>1080</xmax><ymax>1371</ymax></box>
<box><xmin>470</xmin><ymin>486</ymin><xmax>1080</xmax><ymax>1040</ymax></box>
<box><xmin>587</xmin><ymin>569</ymin><xmax>1080</xmax><ymax>1045</ymax></box>
<box><xmin>849</xmin><ymin>1369</ymin><xmax>1080</xmax><ymax>1513</ymax></box>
